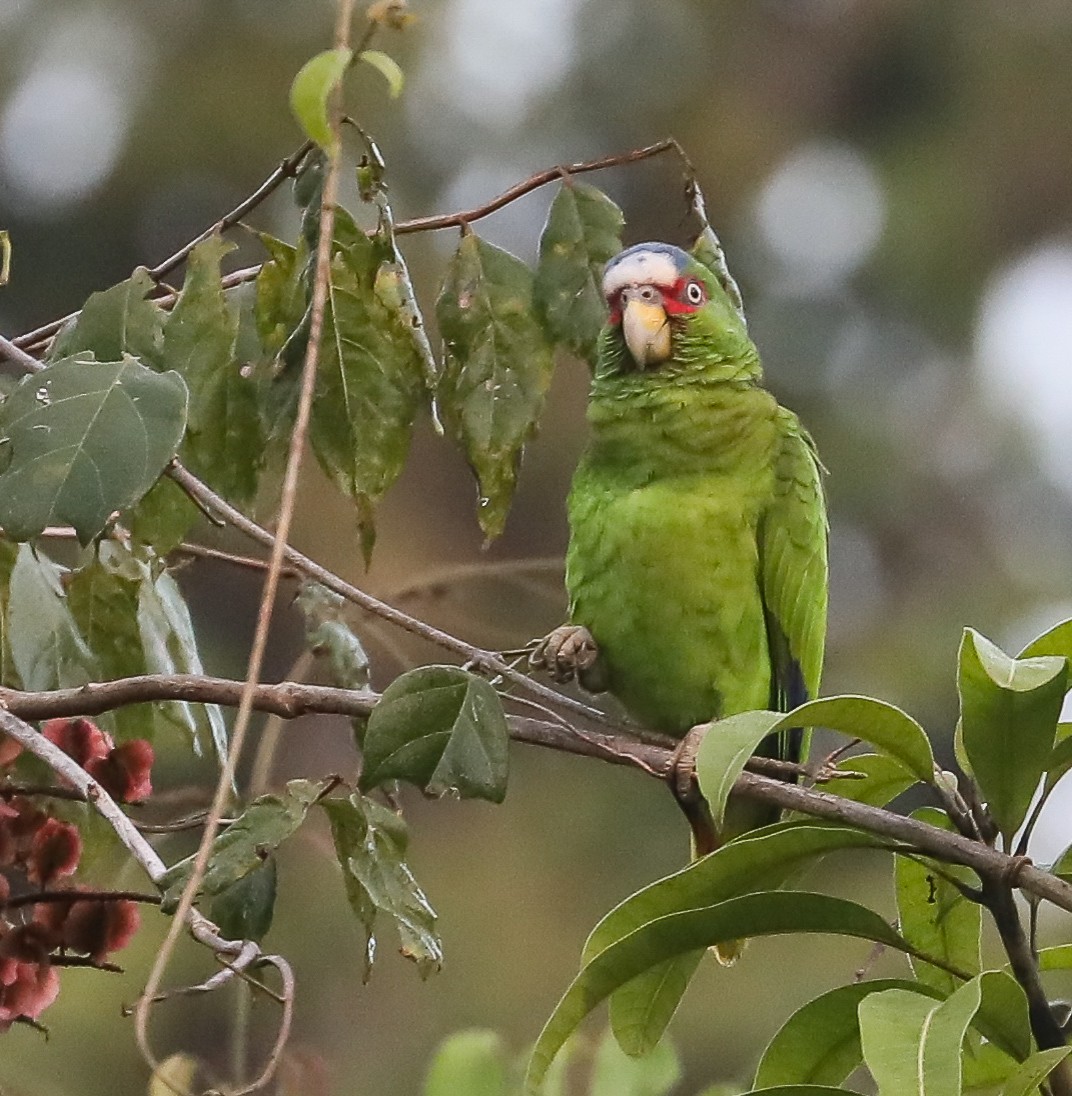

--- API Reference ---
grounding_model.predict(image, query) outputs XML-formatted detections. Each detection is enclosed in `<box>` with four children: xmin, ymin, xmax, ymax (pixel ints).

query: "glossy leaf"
<box><xmin>895</xmin><ymin>806</ymin><xmax>980</xmax><ymax>995</ymax></box>
<box><xmin>436</xmin><ymin>233</ymin><xmax>554</xmax><ymax>539</ymax></box>
<box><xmin>360</xmin><ymin>665</ymin><xmax>509</xmax><ymax>802</ymax></box>
<box><xmin>6</xmin><ymin>544</ymin><xmax>96</xmax><ymax>691</ymax></box>
<box><xmin>359</xmin><ymin>49</ymin><xmax>404</xmax><ymax>98</ymax></box>
<box><xmin>958</xmin><ymin>628</ymin><xmax>1067</xmax><ymax>839</ymax></box>
<box><xmin>209</xmin><ymin>857</ymin><xmax>277</xmax><ymax>943</ymax></box>
<box><xmin>159</xmin><ymin>779</ymin><xmax>324</xmax><ymax>911</ymax></box>
<box><xmin>0</xmin><ymin>355</ymin><xmax>188</xmax><ymax>544</ymax></box>
<box><xmin>826</xmin><ymin>753</ymin><xmax>918</xmax><ymax>808</ymax></box>
<box><xmin>320</xmin><ymin>792</ymin><xmax>441</xmax><ymax>980</ymax></box>
<box><xmin>858</xmin><ymin>978</ymin><xmax>982</xmax><ymax>1096</ymax></box>
<box><xmin>526</xmin><ymin>891</ymin><xmax>913</xmax><ymax>1091</ymax></box>
<box><xmin>589</xmin><ymin>1026</ymin><xmax>680</xmax><ymax>1096</ymax></box>
<box><xmin>609</xmin><ymin>952</ymin><xmax>703</xmax><ymax>1058</ymax></box>
<box><xmin>534</xmin><ymin>182</ymin><xmax>623</xmax><ymax>364</ymax></box>
<box><xmin>999</xmin><ymin>1047</ymin><xmax>1072</xmax><ymax>1096</ymax></box>
<box><xmin>290</xmin><ymin>48</ymin><xmax>352</xmax><ymax>155</ymax></box>
<box><xmin>48</xmin><ymin>268</ymin><xmax>164</xmax><ymax>365</ymax></box>
<box><xmin>422</xmin><ymin>1030</ymin><xmax>508</xmax><ymax>1096</ymax></box>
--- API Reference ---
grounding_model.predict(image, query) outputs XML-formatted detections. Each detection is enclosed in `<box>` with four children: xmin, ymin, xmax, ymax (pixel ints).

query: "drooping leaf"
<box><xmin>48</xmin><ymin>268</ymin><xmax>164</xmax><ymax>365</ymax></box>
<box><xmin>159</xmin><ymin>779</ymin><xmax>325</xmax><ymax>911</ymax></box>
<box><xmin>6</xmin><ymin>544</ymin><xmax>97</xmax><ymax>691</ymax></box>
<box><xmin>534</xmin><ymin>182</ymin><xmax>623</xmax><ymax>364</ymax></box>
<box><xmin>289</xmin><ymin>48</ymin><xmax>352</xmax><ymax>156</ymax></box>
<box><xmin>0</xmin><ymin>355</ymin><xmax>188</xmax><ymax>544</ymax></box>
<box><xmin>436</xmin><ymin>233</ymin><xmax>555</xmax><ymax>539</ymax></box>
<box><xmin>895</xmin><ymin>806</ymin><xmax>981</xmax><ymax>996</ymax></box>
<box><xmin>826</xmin><ymin>753</ymin><xmax>918</xmax><ymax>808</ymax></box>
<box><xmin>858</xmin><ymin>979</ymin><xmax>982</xmax><ymax>1096</ymax></box>
<box><xmin>320</xmin><ymin>792</ymin><xmax>441</xmax><ymax>980</ymax></box>
<box><xmin>254</xmin><ymin>231</ymin><xmax>309</xmax><ymax>366</ymax></box>
<box><xmin>958</xmin><ymin>628</ymin><xmax>1067</xmax><ymax>840</ymax></box>
<box><xmin>998</xmin><ymin>1047</ymin><xmax>1072</xmax><ymax>1096</ymax></box>
<box><xmin>422</xmin><ymin>1030</ymin><xmax>509</xmax><ymax>1096</ymax></box>
<box><xmin>589</xmin><ymin>1025</ymin><xmax>680</xmax><ymax>1096</ymax></box>
<box><xmin>209</xmin><ymin>856</ymin><xmax>278</xmax><ymax>943</ymax></box>
<box><xmin>161</xmin><ymin>235</ymin><xmax>263</xmax><ymax>507</ymax></box>
<box><xmin>0</xmin><ymin>539</ymin><xmax>22</xmax><ymax>689</ymax></box>
<box><xmin>526</xmin><ymin>891</ymin><xmax>913</xmax><ymax>1092</ymax></box>
<box><xmin>360</xmin><ymin>665</ymin><xmax>509</xmax><ymax>803</ymax></box>
<box><xmin>359</xmin><ymin>49</ymin><xmax>404</xmax><ymax>98</ymax></box>
<box><xmin>295</xmin><ymin>581</ymin><xmax>370</xmax><ymax>690</ymax></box>
<box><xmin>609</xmin><ymin>952</ymin><xmax>703</xmax><ymax>1058</ymax></box>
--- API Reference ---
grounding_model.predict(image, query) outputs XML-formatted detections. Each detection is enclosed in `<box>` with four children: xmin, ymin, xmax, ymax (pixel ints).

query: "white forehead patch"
<box><xmin>602</xmin><ymin>251</ymin><xmax>681</xmax><ymax>297</ymax></box>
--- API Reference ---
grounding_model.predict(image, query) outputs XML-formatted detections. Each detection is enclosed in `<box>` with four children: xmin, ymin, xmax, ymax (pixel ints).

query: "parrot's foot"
<box><xmin>668</xmin><ymin>725</ymin><xmax>720</xmax><ymax>858</ymax></box>
<box><xmin>528</xmin><ymin>625</ymin><xmax>608</xmax><ymax>692</ymax></box>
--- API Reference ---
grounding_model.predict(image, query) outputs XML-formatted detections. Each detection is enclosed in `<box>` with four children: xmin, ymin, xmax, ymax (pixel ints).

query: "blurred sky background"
<box><xmin>3</xmin><ymin>1</ymin><xmax>1072</xmax><ymax>1094</ymax></box>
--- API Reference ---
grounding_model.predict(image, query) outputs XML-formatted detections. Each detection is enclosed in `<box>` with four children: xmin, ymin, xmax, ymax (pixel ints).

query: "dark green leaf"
<box><xmin>958</xmin><ymin>628</ymin><xmax>1067</xmax><ymax>840</ymax></box>
<box><xmin>360</xmin><ymin>665</ymin><xmax>509</xmax><ymax>802</ymax></box>
<box><xmin>0</xmin><ymin>355</ymin><xmax>188</xmax><ymax>544</ymax></box>
<box><xmin>289</xmin><ymin>48</ymin><xmax>352</xmax><ymax>155</ymax></box>
<box><xmin>159</xmin><ymin>779</ymin><xmax>324</xmax><ymax>911</ymax></box>
<box><xmin>526</xmin><ymin>891</ymin><xmax>913</xmax><ymax>1091</ymax></box>
<box><xmin>295</xmin><ymin>581</ymin><xmax>370</xmax><ymax>690</ymax></box>
<box><xmin>589</xmin><ymin>1025</ymin><xmax>680</xmax><ymax>1096</ymax></box>
<box><xmin>320</xmin><ymin>792</ymin><xmax>441</xmax><ymax>980</ymax></box>
<box><xmin>0</xmin><ymin>539</ymin><xmax>22</xmax><ymax>688</ymax></box>
<box><xmin>609</xmin><ymin>952</ymin><xmax>703</xmax><ymax>1058</ymax></box>
<box><xmin>254</xmin><ymin>231</ymin><xmax>309</xmax><ymax>367</ymax></box>
<box><xmin>999</xmin><ymin>1047</ymin><xmax>1072</xmax><ymax>1096</ymax></box>
<box><xmin>826</xmin><ymin>753</ymin><xmax>918</xmax><ymax>808</ymax></box>
<box><xmin>48</xmin><ymin>268</ymin><xmax>164</xmax><ymax>365</ymax></box>
<box><xmin>127</xmin><ymin>475</ymin><xmax>200</xmax><ymax>553</ymax></box>
<box><xmin>1045</xmin><ymin>723</ymin><xmax>1072</xmax><ymax>794</ymax></box>
<box><xmin>436</xmin><ymin>233</ymin><xmax>554</xmax><ymax>540</ymax></box>
<box><xmin>6</xmin><ymin>544</ymin><xmax>96</xmax><ymax>690</ymax></box>
<box><xmin>534</xmin><ymin>183</ymin><xmax>623</xmax><ymax>364</ymax></box>
<box><xmin>895</xmin><ymin>807</ymin><xmax>980</xmax><ymax>995</ymax></box>
<box><xmin>422</xmin><ymin>1030</ymin><xmax>509</xmax><ymax>1096</ymax></box>
<box><xmin>209</xmin><ymin>857</ymin><xmax>277</xmax><ymax>943</ymax></box>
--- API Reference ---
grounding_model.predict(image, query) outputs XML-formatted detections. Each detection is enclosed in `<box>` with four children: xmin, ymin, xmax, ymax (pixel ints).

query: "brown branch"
<box><xmin>0</xmin><ymin>781</ymin><xmax>87</xmax><ymax>802</ymax></box>
<box><xmin>3</xmin><ymin>890</ymin><xmax>161</xmax><ymax>911</ymax></box>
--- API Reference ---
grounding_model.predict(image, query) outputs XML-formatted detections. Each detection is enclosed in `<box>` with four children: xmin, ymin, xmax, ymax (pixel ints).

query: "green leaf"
<box><xmin>1045</xmin><ymin>723</ymin><xmax>1072</xmax><ymax>794</ymax></box>
<box><xmin>695</xmin><ymin>711</ymin><xmax>783</xmax><ymax>828</ymax></box>
<box><xmin>436</xmin><ymin>233</ymin><xmax>554</xmax><ymax>540</ymax></box>
<box><xmin>858</xmin><ymin>978</ymin><xmax>982</xmax><ymax>1096</ymax></box>
<box><xmin>0</xmin><ymin>355</ymin><xmax>188</xmax><ymax>544</ymax></box>
<box><xmin>159</xmin><ymin>779</ymin><xmax>324</xmax><ymax>911</ymax></box>
<box><xmin>161</xmin><ymin>235</ymin><xmax>263</xmax><ymax>507</ymax></box>
<box><xmin>999</xmin><ymin>1047</ymin><xmax>1072</xmax><ymax>1096</ymax></box>
<box><xmin>48</xmin><ymin>268</ymin><xmax>164</xmax><ymax>365</ymax></box>
<box><xmin>320</xmin><ymin>792</ymin><xmax>441</xmax><ymax>979</ymax></box>
<box><xmin>589</xmin><ymin>1026</ymin><xmax>680</xmax><ymax>1096</ymax></box>
<box><xmin>609</xmin><ymin>952</ymin><xmax>703</xmax><ymax>1059</ymax></box>
<box><xmin>534</xmin><ymin>183</ymin><xmax>623</xmax><ymax>364</ymax></box>
<box><xmin>359</xmin><ymin>49</ymin><xmax>404</xmax><ymax>98</ymax></box>
<box><xmin>1017</xmin><ymin>616</ymin><xmax>1072</xmax><ymax>661</ymax></box>
<box><xmin>295</xmin><ymin>581</ymin><xmax>370</xmax><ymax>690</ymax></box>
<box><xmin>526</xmin><ymin>891</ymin><xmax>913</xmax><ymax>1092</ymax></box>
<box><xmin>209</xmin><ymin>856</ymin><xmax>277</xmax><ymax>943</ymax></box>
<box><xmin>127</xmin><ymin>475</ymin><xmax>200</xmax><ymax>553</ymax></box>
<box><xmin>958</xmin><ymin>628</ymin><xmax>1067</xmax><ymax>840</ymax></box>
<box><xmin>254</xmin><ymin>231</ymin><xmax>309</xmax><ymax>366</ymax></box>
<box><xmin>1037</xmin><ymin>943</ymin><xmax>1072</xmax><ymax>970</ymax></box>
<box><xmin>746</xmin><ymin>1089</ymin><xmax>865</xmax><ymax>1095</ymax></box>
<box><xmin>895</xmin><ymin>806</ymin><xmax>981</xmax><ymax>995</ymax></box>
<box><xmin>360</xmin><ymin>665</ymin><xmax>509</xmax><ymax>803</ymax></box>
<box><xmin>827</xmin><ymin>753</ymin><xmax>918</xmax><ymax>808</ymax></box>
<box><xmin>963</xmin><ymin>1041</ymin><xmax>1021</xmax><ymax>1091</ymax></box>
<box><xmin>6</xmin><ymin>544</ymin><xmax>96</xmax><ymax>691</ymax></box>
<box><xmin>289</xmin><ymin>48</ymin><xmax>352</xmax><ymax>155</ymax></box>
<box><xmin>422</xmin><ymin>1030</ymin><xmax>508</xmax><ymax>1096</ymax></box>
<box><xmin>0</xmin><ymin>540</ymin><xmax>21</xmax><ymax>689</ymax></box>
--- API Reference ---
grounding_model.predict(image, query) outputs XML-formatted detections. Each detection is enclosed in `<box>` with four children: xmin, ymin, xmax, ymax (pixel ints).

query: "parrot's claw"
<box><xmin>528</xmin><ymin>625</ymin><xmax>607</xmax><ymax>692</ymax></box>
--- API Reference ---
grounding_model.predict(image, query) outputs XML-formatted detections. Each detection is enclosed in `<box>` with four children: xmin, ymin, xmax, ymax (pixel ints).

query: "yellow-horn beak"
<box><xmin>621</xmin><ymin>290</ymin><xmax>671</xmax><ymax>367</ymax></box>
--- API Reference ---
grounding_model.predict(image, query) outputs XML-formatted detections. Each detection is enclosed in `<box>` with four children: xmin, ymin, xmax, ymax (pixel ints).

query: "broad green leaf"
<box><xmin>0</xmin><ymin>539</ymin><xmax>22</xmax><ymax>689</ymax></box>
<box><xmin>320</xmin><ymin>792</ymin><xmax>441</xmax><ymax>979</ymax></box>
<box><xmin>127</xmin><ymin>475</ymin><xmax>200</xmax><ymax>553</ymax></box>
<box><xmin>999</xmin><ymin>1047</ymin><xmax>1072</xmax><ymax>1096</ymax></box>
<box><xmin>827</xmin><ymin>753</ymin><xmax>918</xmax><ymax>808</ymax></box>
<box><xmin>360</xmin><ymin>665</ymin><xmax>509</xmax><ymax>803</ymax></box>
<box><xmin>526</xmin><ymin>891</ymin><xmax>913</xmax><ymax>1091</ymax></box>
<box><xmin>972</xmin><ymin>971</ymin><xmax>1032</xmax><ymax>1062</ymax></box>
<box><xmin>422</xmin><ymin>1030</ymin><xmax>508</xmax><ymax>1096</ymax></box>
<box><xmin>0</xmin><ymin>355</ymin><xmax>188</xmax><ymax>544</ymax></box>
<box><xmin>958</xmin><ymin>628</ymin><xmax>1067</xmax><ymax>840</ymax></box>
<box><xmin>746</xmin><ymin>1089</ymin><xmax>865</xmax><ymax>1095</ymax></box>
<box><xmin>1018</xmin><ymin>617</ymin><xmax>1072</xmax><ymax>661</ymax></box>
<box><xmin>161</xmin><ymin>235</ymin><xmax>262</xmax><ymax>507</ymax></box>
<box><xmin>858</xmin><ymin>978</ymin><xmax>982</xmax><ymax>1096</ymax></box>
<box><xmin>295</xmin><ymin>582</ymin><xmax>370</xmax><ymax>690</ymax></box>
<box><xmin>895</xmin><ymin>807</ymin><xmax>981</xmax><ymax>995</ymax></box>
<box><xmin>534</xmin><ymin>182</ymin><xmax>623</xmax><ymax>364</ymax></box>
<box><xmin>289</xmin><ymin>48</ymin><xmax>352</xmax><ymax>155</ymax></box>
<box><xmin>254</xmin><ymin>231</ymin><xmax>309</xmax><ymax>365</ymax></box>
<box><xmin>589</xmin><ymin>1026</ymin><xmax>680</xmax><ymax>1096</ymax></box>
<box><xmin>609</xmin><ymin>952</ymin><xmax>703</xmax><ymax>1058</ymax></box>
<box><xmin>359</xmin><ymin>49</ymin><xmax>404</xmax><ymax>98</ymax></box>
<box><xmin>209</xmin><ymin>857</ymin><xmax>277</xmax><ymax>943</ymax></box>
<box><xmin>1045</xmin><ymin>723</ymin><xmax>1072</xmax><ymax>794</ymax></box>
<box><xmin>436</xmin><ymin>233</ymin><xmax>554</xmax><ymax>540</ymax></box>
<box><xmin>1038</xmin><ymin>943</ymin><xmax>1072</xmax><ymax>970</ymax></box>
<box><xmin>48</xmin><ymin>268</ymin><xmax>164</xmax><ymax>365</ymax></box>
<box><xmin>6</xmin><ymin>544</ymin><xmax>96</xmax><ymax>691</ymax></box>
<box><xmin>695</xmin><ymin>711</ymin><xmax>783</xmax><ymax>828</ymax></box>
<box><xmin>963</xmin><ymin>1041</ymin><xmax>1021</xmax><ymax>1091</ymax></box>
<box><xmin>159</xmin><ymin>779</ymin><xmax>324</xmax><ymax>911</ymax></box>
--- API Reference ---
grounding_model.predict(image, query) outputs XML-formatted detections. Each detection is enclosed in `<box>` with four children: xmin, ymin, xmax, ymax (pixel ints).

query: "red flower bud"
<box><xmin>41</xmin><ymin>718</ymin><xmax>113</xmax><ymax>769</ymax></box>
<box><xmin>63</xmin><ymin>898</ymin><xmax>140</xmax><ymax>962</ymax></box>
<box><xmin>0</xmin><ymin>961</ymin><xmax>59</xmax><ymax>1030</ymax></box>
<box><xmin>26</xmin><ymin>818</ymin><xmax>81</xmax><ymax>887</ymax></box>
<box><xmin>87</xmin><ymin>740</ymin><xmax>154</xmax><ymax>804</ymax></box>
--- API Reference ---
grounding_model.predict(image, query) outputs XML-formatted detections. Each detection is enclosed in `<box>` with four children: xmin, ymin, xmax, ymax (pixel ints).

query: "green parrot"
<box><xmin>532</xmin><ymin>241</ymin><xmax>828</xmax><ymax>851</ymax></box>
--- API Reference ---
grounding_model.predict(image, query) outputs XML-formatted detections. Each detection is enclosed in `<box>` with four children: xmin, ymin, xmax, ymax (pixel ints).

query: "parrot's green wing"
<box><xmin>758</xmin><ymin>410</ymin><xmax>829</xmax><ymax>761</ymax></box>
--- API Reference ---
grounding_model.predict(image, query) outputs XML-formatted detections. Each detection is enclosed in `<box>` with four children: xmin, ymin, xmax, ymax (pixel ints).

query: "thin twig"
<box><xmin>3</xmin><ymin>890</ymin><xmax>162</xmax><ymax>910</ymax></box>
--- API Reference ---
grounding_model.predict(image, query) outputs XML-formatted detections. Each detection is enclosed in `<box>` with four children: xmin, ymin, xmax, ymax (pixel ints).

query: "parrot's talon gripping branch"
<box><xmin>667</xmin><ymin>724</ymin><xmax>720</xmax><ymax>858</ymax></box>
<box><xmin>528</xmin><ymin>625</ymin><xmax>607</xmax><ymax>692</ymax></box>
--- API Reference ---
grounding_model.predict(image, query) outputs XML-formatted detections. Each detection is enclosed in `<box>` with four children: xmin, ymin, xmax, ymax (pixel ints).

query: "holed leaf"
<box><xmin>320</xmin><ymin>792</ymin><xmax>441</xmax><ymax>980</ymax></box>
<box><xmin>0</xmin><ymin>355</ymin><xmax>188</xmax><ymax>544</ymax></box>
<box><xmin>360</xmin><ymin>665</ymin><xmax>509</xmax><ymax>802</ymax></box>
<box><xmin>958</xmin><ymin>628</ymin><xmax>1067</xmax><ymax>840</ymax></box>
<box><xmin>436</xmin><ymin>233</ymin><xmax>554</xmax><ymax>539</ymax></box>
<box><xmin>534</xmin><ymin>182</ymin><xmax>623</xmax><ymax>364</ymax></box>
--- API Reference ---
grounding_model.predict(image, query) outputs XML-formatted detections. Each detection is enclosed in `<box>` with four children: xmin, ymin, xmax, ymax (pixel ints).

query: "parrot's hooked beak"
<box><xmin>620</xmin><ymin>285</ymin><xmax>672</xmax><ymax>368</ymax></box>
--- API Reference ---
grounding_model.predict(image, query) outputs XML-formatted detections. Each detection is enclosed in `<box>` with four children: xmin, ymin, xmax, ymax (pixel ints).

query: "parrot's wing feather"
<box><xmin>758</xmin><ymin>411</ymin><xmax>829</xmax><ymax>761</ymax></box>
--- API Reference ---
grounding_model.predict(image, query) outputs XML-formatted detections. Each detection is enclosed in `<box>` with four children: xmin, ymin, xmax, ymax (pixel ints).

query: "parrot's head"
<box><xmin>598</xmin><ymin>242</ymin><xmax>755</xmax><ymax>380</ymax></box>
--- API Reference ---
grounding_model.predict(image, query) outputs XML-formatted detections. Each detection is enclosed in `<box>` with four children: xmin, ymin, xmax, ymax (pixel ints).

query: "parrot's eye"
<box><xmin>684</xmin><ymin>281</ymin><xmax>705</xmax><ymax>306</ymax></box>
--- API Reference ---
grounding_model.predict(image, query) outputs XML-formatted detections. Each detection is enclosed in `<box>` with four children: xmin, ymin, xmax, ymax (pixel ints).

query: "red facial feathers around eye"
<box><xmin>606</xmin><ymin>278</ymin><xmax>707</xmax><ymax>324</ymax></box>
